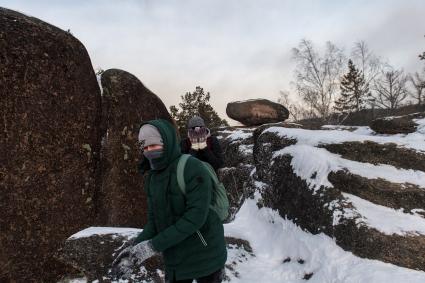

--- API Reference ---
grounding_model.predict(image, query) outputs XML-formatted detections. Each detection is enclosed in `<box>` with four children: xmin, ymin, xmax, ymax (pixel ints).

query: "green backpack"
<box><xmin>176</xmin><ymin>154</ymin><xmax>229</xmax><ymax>222</ymax></box>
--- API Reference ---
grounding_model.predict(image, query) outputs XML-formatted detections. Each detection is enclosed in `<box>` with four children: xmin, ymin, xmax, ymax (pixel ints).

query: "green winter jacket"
<box><xmin>135</xmin><ymin>119</ymin><xmax>227</xmax><ymax>280</ymax></box>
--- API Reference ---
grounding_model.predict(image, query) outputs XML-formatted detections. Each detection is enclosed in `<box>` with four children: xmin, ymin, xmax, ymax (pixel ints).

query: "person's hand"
<box><xmin>129</xmin><ymin>240</ymin><xmax>158</xmax><ymax>264</ymax></box>
<box><xmin>112</xmin><ymin>245</ymin><xmax>132</xmax><ymax>267</ymax></box>
<box><xmin>111</xmin><ymin>245</ymin><xmax>133</xmax><ymax>279</ymax></box>
<box><xmin>188</xmin><ymin>127</ymin><xmax>208</xmax><ymax>151</ymax></box>
<box><xmin>110</xmin><ymin>256</ymin><xmax>133</xmax><ymax>279</ymax></box>
<box><xmin>197</xmin><ymin>132</ymin><xmax>207</xmax><ymax>150</ymax></box>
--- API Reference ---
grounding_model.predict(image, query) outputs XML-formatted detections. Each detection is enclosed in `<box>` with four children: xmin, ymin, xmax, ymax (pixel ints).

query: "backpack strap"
<box><xmin>201</xmin><ymin>161</ymin><xmax>219</xmax><ymax>184</ymax></box>
<box><xmin>177</xmin><ymin>154</ymin><xmax>220</xmax><ymax>194</ymax></box>
<box><xmin>176</xmin><ymin>154</ymin><xmax>191</xmax><ymax>195</ymax></box>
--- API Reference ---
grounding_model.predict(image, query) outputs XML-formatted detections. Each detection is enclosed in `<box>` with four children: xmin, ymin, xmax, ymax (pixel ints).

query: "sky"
<box><xmin>1</xmin><ymin>0</ymin><xmax>424</xmax><ymax>123</ymax></box>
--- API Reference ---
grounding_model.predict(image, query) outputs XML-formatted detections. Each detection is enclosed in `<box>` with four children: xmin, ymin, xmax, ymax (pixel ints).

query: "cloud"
<box><xmin>1</xmin><ymin>0</ymin><xmax>424</xmax><ymax>123</ymax></box>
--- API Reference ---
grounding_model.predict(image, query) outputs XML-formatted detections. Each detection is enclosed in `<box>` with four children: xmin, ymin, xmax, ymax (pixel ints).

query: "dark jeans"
<box><xmin>166</xmin><ymin>268</ymin><xmax>224</xmax><ymax>283</ymax></box>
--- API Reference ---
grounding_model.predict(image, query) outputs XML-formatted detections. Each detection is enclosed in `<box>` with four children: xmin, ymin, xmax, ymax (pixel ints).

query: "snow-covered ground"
<box><xmin>224</xmin><ymin>194</ymin><xmax>425</xmax><ymax>283</ymax></box>
<box><xmin>264</xmin><ymin>120</ymin><xmax>425</xmax><ymax>152</ymax></box>
<box><xmin>67</xmin><ymin>194</ymin><xmax>425</xmax><ymax>283</ymax></box>
<box><xmin>266</xmin><ymin>122</ymin><xmax>425</xmax><ymax>237</ymax></box>
<box><xmin>65</xmin><ymin>122</ymin><xmax>425</xmax><ymax>283</ymax></box>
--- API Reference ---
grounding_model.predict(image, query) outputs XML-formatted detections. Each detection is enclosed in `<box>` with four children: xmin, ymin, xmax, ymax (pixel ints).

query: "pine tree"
<box><xmin>334</xmin><ymin>59</ymin><xmax>369</xmax><ymax>114</ymax></box>
<box><xmin>170</xmin><ymin>86</ymin><xmax>229</xmax><ymax>137</ymax></box>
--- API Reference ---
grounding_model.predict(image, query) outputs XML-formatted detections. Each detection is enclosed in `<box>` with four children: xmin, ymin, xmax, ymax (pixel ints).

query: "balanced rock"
<box><xmin>226</xmin><ymin>99</ymin><xmax>289</xmax><ymax>126</ymax></box>
<box><xmin>97</xmin><ymin>69</ymin><xmax>173</xmax><ymax>227</ymax></box>
<box><xmin>370</xmin><ymin>112</ymin><xmax>425</xmax><ymax>134</ymax></box>
<box><xmin>0</xmin><ymin>8</ymin><xmax>101</xmax><ymax>282</ymax></box>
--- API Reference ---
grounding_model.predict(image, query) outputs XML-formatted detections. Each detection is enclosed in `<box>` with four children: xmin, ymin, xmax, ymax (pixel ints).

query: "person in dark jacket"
<box><xmin>112</xmin><ymin>119</ymin><xmax>227</xmax><ymax>283</ymax></box>
<box><xmin>180</xmin><ymin>116</ymin><xmax>224</xmax><ymax>172</ymax></box>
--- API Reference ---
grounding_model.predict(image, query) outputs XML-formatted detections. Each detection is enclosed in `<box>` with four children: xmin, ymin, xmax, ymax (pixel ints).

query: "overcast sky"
<box><xmin>1</xmin><ymin>0</ymin><xmax>424</xmax><ymax>123</ymax></box>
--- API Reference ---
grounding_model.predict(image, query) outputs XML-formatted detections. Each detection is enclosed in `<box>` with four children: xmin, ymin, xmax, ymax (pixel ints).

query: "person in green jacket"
<box><xmin>112</xmin><ymin>119</ymin><xmax>227</xmax><ymax>283</ymax></box>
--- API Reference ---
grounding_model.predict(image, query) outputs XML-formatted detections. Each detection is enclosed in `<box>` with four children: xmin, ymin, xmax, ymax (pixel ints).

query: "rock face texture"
<box><xmin>97</xmin><ymin>69</ymin><xmax>173</xmax><ymax>228</ymax></box>
<box><xmin>57</xmin><ymin>228</ymin><xmax>164</xmax><ymax>282</ymax></box>
<box><xmin>226</xmin><ymin>99</ymin><xmax>289</xmax><ymax>126</ymax></box>
<box><xmin>370</xmin><ymin>112</ymin><xmax>425</xmax><ymax>134</ymax></box>
<box><xmin>215</xmin><ymin>128</ymin><xmax>256</xmax><ymax>221</ymax></box>
<box><xmin>218</xmin><ymin>119</ymin><xmax>425</xmax><ymax>271</ymax></box>
<box><xmin>0</xmin><ymin>8</ymin><xmax>102</xmax><ymax>282</ymax></box>
<box><xmin>57</xmin><ymin>228</ymin><xmax>253</xmax><ymax>282</ymax></box>
<box><xmin>0</xmin><ymin>9</ymin><xmax>175</xmax><ymax>282</ymax></box>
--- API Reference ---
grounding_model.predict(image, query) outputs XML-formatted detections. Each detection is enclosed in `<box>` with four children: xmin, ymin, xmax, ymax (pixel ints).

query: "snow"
<box><xmin>66</xmin><ymin>199</ymin><xmax>425</xmax><ymax>283</ymax></box>
<box><xmin>273</xmin><ymin>144</ymin><xmax>425</xmax><ymax>191</ymax></box>
<box><xmin>226</xmin><ymin>130</ymin><xmax>253</xmax><ymax>142</ymax></box>
<box><xmin>343</xmin><ymin>193</ymin><xmax>425</xmax><ymax>236</ymax></box>
<box><xmin>268</xmin><ymin>123</ymin><xmax>425</xmax><ymax>236</ymax></box>
<box><xmin>414</xmin><ymin>118</ymin><xmax>425</xmax><ymax>134</ymax></box>
<box><xmin>66</xmin><ymin>123</ymin><xmax>425</xmax><ymax>282</ymax></box>
<box><xmin>322</xmin><ymin>125</ymin><xmax>375</xmax><ymax>135</ymax></box>
<box><xmin>223</xmin><ymin>195</ymin><xmax>425</xmax><ymax>283</ymax></box>
<box><xmin>68</xmin><ymin>227</ymin><xmax>141</xmax><ymax>240</ymax></box>
<box><xmin>238</xmin><ymin>144</ymin><xmax>254</xmax><ymax>156</ymax></box>
<box><xmin>263</xmin><ymin>126</ymin><xmax>425</xmax><ymax>152</ymax></box>
<box><xmin>96</xmin><ymin>73</ymin><xmax>103</xmax><ymax>96</ymax></box>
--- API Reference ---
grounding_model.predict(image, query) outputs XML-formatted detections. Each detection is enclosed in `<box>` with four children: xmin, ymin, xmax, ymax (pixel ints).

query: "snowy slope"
<box><xmin>264</xmin><ymin>122</ymin><xmax>425</xmax><ymax>237</ymax></box>
<box><xmin>224</xmin><ymin>194</ymin><xmax>425</xmax><ymax>283</ymax></box>
<box><xmin>63</xmin><ymin>121</ymin><xmax>425</xmax><ymax>283</ymax></box>
<box><xmin>66</xmin><ymin>195</ymin><xmax>425</xmax><ymax>283</ymax></box>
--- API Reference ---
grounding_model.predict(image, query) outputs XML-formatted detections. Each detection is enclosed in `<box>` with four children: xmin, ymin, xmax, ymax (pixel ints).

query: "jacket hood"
<box><xmin>138</xmin><ymin>119</ymin><xmax>181</xmax><ymax>172</ymax></box>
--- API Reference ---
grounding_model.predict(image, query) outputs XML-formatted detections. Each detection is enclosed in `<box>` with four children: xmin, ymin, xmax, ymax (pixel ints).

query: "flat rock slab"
<box><xmin>226</xmin><ymin>99</ymin><xmax>289</xmax><ymax>126</ymax></box>
<box><xmin>370</xmin><ymin>112</ymin><xmax>425</xmax><ymax>134</ymax></box>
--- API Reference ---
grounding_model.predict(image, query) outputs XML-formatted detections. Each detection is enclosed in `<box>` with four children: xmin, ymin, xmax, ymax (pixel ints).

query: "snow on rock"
<box><xmin>369</xmin><ymin>112</ymin><xmax>425</xmax><ymax>135</ymax></box>
<box><xmin>274</xmin><ymin>144</ymin><xmax>425</xmax><ymax>192</ymax></box>
<box><xmin>226</xmin><ymin>130</ymin><xmax>254</xmax><ymax>142</ymax></box>
<box><xmin>96</xmin><ymin>72</ymin><xmax>103</xmax><ymax>96</ymax></box>
<box><xmin>264</xmin><ymin>126</ymin><xmax>425</xmax><ymax>152</ymax></box>
<box><xmin>250</xmin><ymin>121</ymin><xmax>425</xmax><ymax>270</ymax></box>
<box><xmin>414</xmin><ymin>117</ymin><xmax>425</xmax><ymax>134</ymax></box>
<box><xmin>224</xmin><ymin>195</ymin><xmax>425</xmax><ymax>283</ymax></box>
<box><xmin>69</xmin><ymin>227</ymin><xmax>141</xmax><ymax>240</ymax></box>
<box><xmin>343</xmin><ymin>193</ymin><xmax>425</xmax><ymax>236</ymax></box>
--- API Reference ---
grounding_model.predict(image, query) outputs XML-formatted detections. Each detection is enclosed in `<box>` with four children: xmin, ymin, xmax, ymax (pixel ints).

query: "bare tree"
<box><xmin>373</xmin><ymin>67</ymin><xmax>409</xmax><ymax>110</ymax></box>
<box><xmin>408</xmin><ymin>71</ymin><xmax>425</xmax><ymax>105</ymax></box>
<box><xmin>278</xmin><ymin>90</ymin><xmax>311</xmax><ymax>122</ymax></box>
<box><xmin>292</xmin><ymin>39</ymin><xmax>345</xmax><ymax>120</ymax></box>
<box><xmin>351</xmin><ymin>41</ymin><xmax>383</xmax><ymax>86</ymax></box>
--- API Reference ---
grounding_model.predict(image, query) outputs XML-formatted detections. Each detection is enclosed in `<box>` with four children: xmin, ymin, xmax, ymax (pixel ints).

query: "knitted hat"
<box><xmin>187</xmin><ymin>115</ymin><xmax>205</xmax><ymax>129</ymax></box>
<box><xmin>138</xmin><ymin>124</ymin><xmax>163</xmax><ymax>147</ymax></box>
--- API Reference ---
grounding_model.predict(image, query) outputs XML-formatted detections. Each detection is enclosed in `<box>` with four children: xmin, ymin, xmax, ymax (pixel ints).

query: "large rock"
<box><xmin>57</xmin><ymin>227</ymin><xmax>254</xmax><ymax>282</ymax></box>
<box><xmin>321</xmin><ymin>141</ymin><xmax>425</xmax><ymax>174</ymax></box>
<box><xmin>226</xmin><ymin>99</ymin><xmax>289</xmax><ymax>126</ymax></box>
<box><xmin>215</xmin><ymin>123</ymin><xmax>425</xmax><ymax>271</ymax></box>
<box><xmin>0</xmin><ymin>8</ymin><xmax>101</xmax><ymax>282</ymax></box>
<box><xmin>96</xmin><ymin>69</ymin><xmax>173</xmax><ymax>227</ymax></box>
<box><xmin>370</xmin><ymin>112</ymin><xmax>425</xmax><ymax>134</ymax></box>
<box><xmin>252</xmin><ymin>125</ymin><xmax>425</xmax><ymax>271</ymax></box>
<box><xmin>56</xmin><ymin>228</ymin><xmax>164</xmax><ymax>282</ymax></box>
<box><xmin>215</xmin><ymin>127</ymin><xmax>256</xmax><ymax>221</ymax></box>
